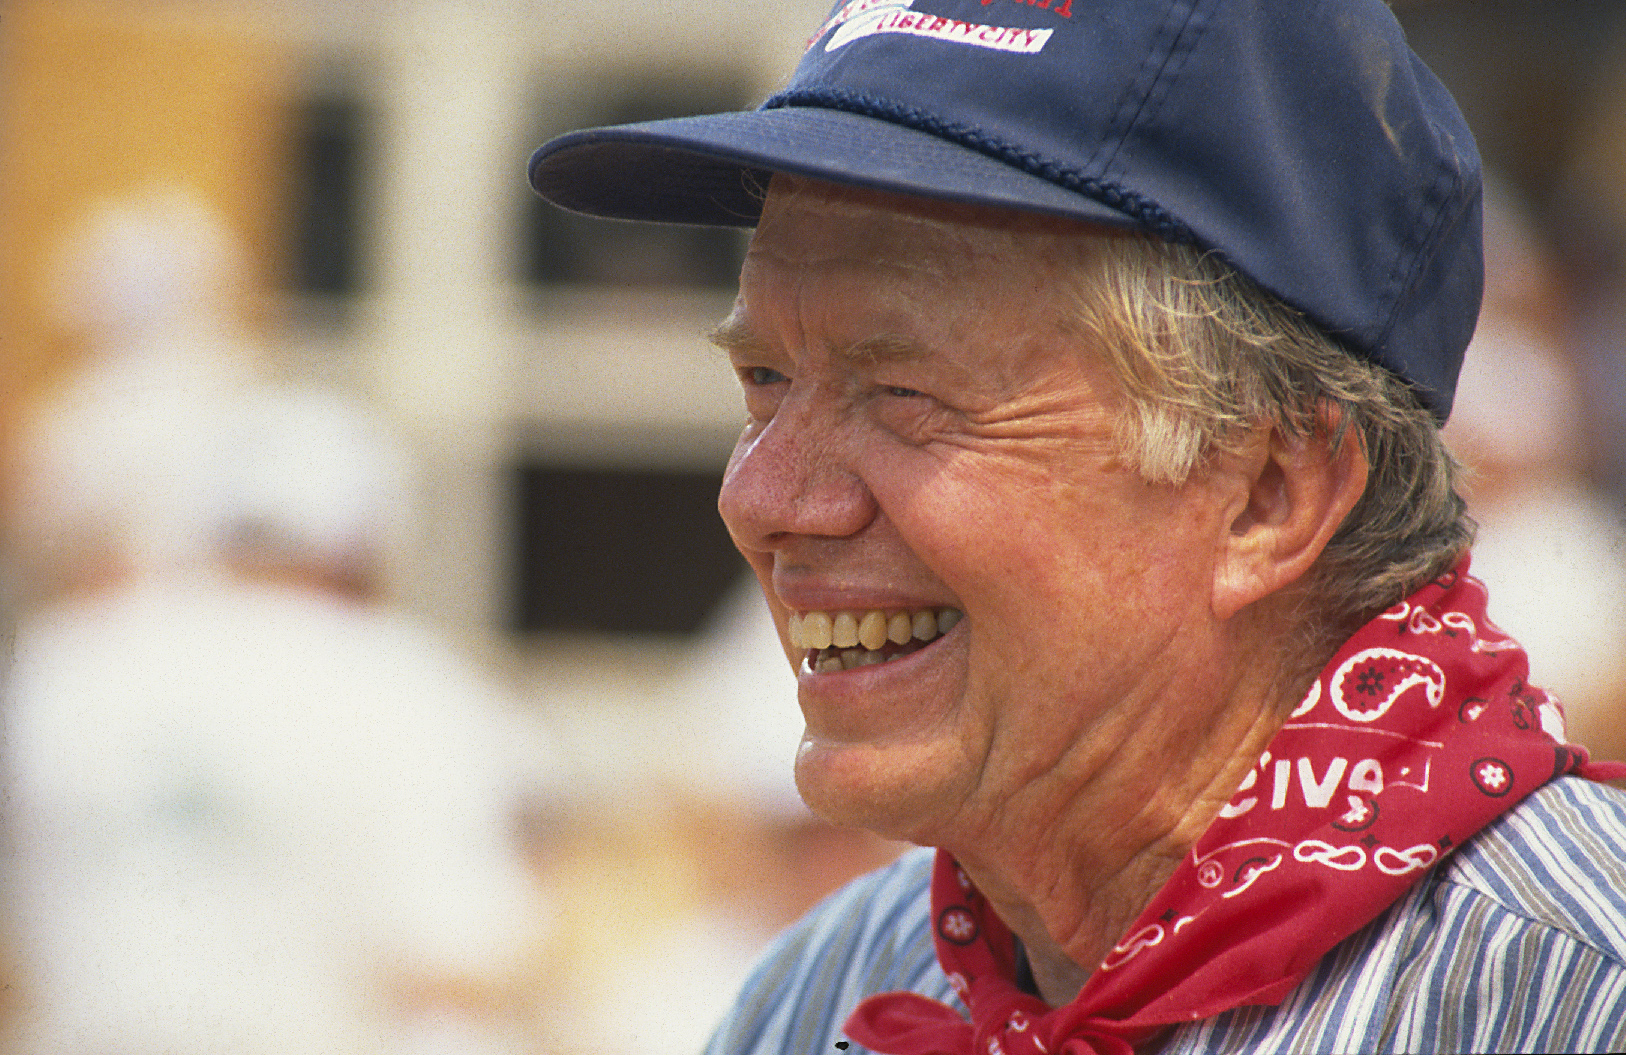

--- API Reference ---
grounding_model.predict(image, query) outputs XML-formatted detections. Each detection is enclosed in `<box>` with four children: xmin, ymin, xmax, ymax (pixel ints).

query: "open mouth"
<box><xmin>788</xmin><ymin>607</ymin><xmax>963</xmax><ymax>673</ymax></box>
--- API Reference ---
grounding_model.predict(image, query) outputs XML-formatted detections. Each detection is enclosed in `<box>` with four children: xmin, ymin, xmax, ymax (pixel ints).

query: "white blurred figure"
<box><xmin>6</xmin><ymin>188</ymin><xmax>263</xmax><ymax>601</ymax></box>
<box><xmin>2</xmin><ymin>191</ymin><xmax>561</xmax><ymax>1055</ymax></box>
<box><xmin>1443</xmin><ymin>177</ymin><xmax>1626</xmax><ymax>762</ymax></box>
<box><xmin>4</xmin><ymin>579</ymin><xmax>554</xmax><ymax>1055</ymax></box>
<box><xmin>220</xmin><ymin>384</ymin><xmax>416</xmax><ymax>600</ymax></box>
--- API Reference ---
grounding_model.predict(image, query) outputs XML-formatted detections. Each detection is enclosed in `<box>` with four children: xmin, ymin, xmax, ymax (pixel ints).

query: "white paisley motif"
<box><xmin>1222</xmin><ymin>853</ymin><xmax>1283</xmax><ymax>898</ymax></box>
<box><xmin>1407</xmin><ymin>607</ymin><xmax>1443</xmax><ymax>634</ymax></box>
<box><xmin>1330</xmin><ymin>647</ymin><xmax>1446</xmax><ymax>722</ymax></box>
<box><xmin>1374</xmin><ymin>843</ymin><xmax>1439</xmax><ymax>875</ymax></box>
<box><xmin>1381</xmin><ymin>601</ymin><xmax>1485</xmax><ymax>639</ymax></box>
<box><xmin>1438</xmin><ymin>606</ymin><xmax>1523</xmax><ymax>654</ymax></box>
<box><xmin>1100</xmin><ymin>923</ymin><xmax>1164</xmax><ymax>970</ymax></box>
<box><xmin>1472</xmin><ymin>632</ymin><xmax>1522</xmax><ymax>654</ymax></box>
<box><xmin>1377</xmin><ymin>601</ymin><xmax>1411</xmax><ymax>624</ymax></box>
<box><xmin>1440</xmin><ymin>610</ymin><xmax>1476</xmax><ymax>636</ymax></box>
<box><xmin>1294</xmin><ymin>839</ymin><xmax>1367</xmax><ymax>871</ymax></box>
<box><xmin>1192</xmin><ymin>836</ymin><xmax>1293</xmax><ymax>872</ymax></box>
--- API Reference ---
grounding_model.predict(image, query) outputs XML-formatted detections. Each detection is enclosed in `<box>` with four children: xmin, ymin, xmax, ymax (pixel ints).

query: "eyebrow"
<box><xmin>707</xmin><ymin>317</ymin><xmax>930</xmax><ymax>367</ymax></box>
<box><xmin>706</xmin><ymin>314</ymin><xmax>766</xmax><ymax>357</ymax></box>
<box><xmin>840</xmin><ymin>333</ymin><xmax>930</xmax><ymax>366</ymax></box>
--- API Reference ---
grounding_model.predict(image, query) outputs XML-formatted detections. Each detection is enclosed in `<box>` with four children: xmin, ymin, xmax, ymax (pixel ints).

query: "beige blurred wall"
<box><xmin>2</xmin><ymin>1</ymin><xmax>290</xmax><ymax>407</ymax></box>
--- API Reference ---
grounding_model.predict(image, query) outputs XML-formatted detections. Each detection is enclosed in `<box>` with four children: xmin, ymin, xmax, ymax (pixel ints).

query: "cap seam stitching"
<box><xmin>760</xmin><ymin>86</ymin><xmax>1194</xmax><ymax>243</ymax></box>
<box><xmin>1093</xmin><ymin>0</ymin><xmax>1212</xmax><ymax>178</ymax></box>
<box><xmin>1370</xmin><ymin>146</ymin><xmax>1465</xmax><ymax>386</ymax></box>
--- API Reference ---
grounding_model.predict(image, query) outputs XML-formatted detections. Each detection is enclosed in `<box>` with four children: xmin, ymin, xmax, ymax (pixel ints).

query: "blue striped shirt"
<box><xmin>703</xmin><ymin>776</ymin><xmax>1626</xmax><ymax>1054</ymax></box>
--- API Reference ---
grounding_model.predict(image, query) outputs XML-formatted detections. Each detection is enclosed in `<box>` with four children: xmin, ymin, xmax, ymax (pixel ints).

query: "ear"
<box><xmin>1210</xmin><ymin>410</ymin><xmax>1369</xmax><ymax>621</ymax></box>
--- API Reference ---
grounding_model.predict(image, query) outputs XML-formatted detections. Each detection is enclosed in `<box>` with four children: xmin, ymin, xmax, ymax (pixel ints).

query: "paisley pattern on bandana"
<box><xmin>845</xmin><ymin>559</ymin><xmax>1626</xmax><ymax>1055</ymax></box>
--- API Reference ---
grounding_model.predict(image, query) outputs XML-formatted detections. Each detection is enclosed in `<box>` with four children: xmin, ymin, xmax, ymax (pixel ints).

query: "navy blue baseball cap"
<box><xmin>529</xmin><ymin>0</ymin><xmax>1482</xmax><ymax>421</ymax></box>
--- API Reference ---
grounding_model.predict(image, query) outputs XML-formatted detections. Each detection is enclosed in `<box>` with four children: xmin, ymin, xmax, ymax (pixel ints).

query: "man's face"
<box><xmin>715</xmin><ymin>179</ymin><xmax>1243</xmax><ymax>845</ymax></box>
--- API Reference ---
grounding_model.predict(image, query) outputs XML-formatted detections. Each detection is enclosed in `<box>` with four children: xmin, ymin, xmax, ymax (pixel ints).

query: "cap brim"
<box><xmin>529</xmin><ymin>105</ymin><xmax>1138</xmax><ymax>231</ymax></box>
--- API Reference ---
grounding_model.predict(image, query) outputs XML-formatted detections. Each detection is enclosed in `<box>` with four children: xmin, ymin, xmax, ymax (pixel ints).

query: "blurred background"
<box><xmin>0</xmin><ymin>0</ymin><xmax>1623</xmax><ymax>1052</ymax></box>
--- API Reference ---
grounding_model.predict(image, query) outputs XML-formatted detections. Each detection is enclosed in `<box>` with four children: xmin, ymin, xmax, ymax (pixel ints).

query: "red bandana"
<box><xmin>846</xmin><ymin>560</ymin><xmax>1626</xmax><ymax>1055</ymax></box>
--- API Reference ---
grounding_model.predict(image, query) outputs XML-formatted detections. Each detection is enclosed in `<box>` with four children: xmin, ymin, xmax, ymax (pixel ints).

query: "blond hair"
<box><xmin>1070</xmin><ymin>235</ymin><xmax>1472</xmax><ymax>635</ymax></box>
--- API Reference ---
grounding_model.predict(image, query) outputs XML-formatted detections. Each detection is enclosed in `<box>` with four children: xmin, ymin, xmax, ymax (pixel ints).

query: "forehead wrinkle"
<box><xmin>739</xmin><ymin>179</ymin><xmax>1126</xmax><ymax>395</ymax></box>
<box><xmin>746</xmin><ymin>234</ymin><xmax>960</xmax><ymax>285</ymax></box>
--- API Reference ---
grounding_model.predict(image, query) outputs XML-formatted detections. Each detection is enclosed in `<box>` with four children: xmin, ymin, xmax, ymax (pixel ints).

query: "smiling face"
<box><xmin>715</xmin><ymin>178</ymin><xmax>1257</xmax><ymax>848</ymax></box>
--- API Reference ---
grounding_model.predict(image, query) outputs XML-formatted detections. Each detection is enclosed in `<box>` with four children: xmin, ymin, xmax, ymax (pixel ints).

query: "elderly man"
<box><xmin>529</xmin><ymin>1</ymin><xmax>1626</xmax><ymax>1052</ymax></box>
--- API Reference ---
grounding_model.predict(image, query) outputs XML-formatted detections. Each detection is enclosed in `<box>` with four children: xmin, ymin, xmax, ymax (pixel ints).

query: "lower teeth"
<box><xmin>810</xmin><ymin>642</ymin><xmax>920</xmax><ymax>672</ymax></box>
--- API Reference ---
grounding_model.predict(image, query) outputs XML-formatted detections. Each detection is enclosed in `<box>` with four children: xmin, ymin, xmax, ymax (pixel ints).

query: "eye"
<box><xmin>884</xmin><ymin>385</ymin><xmax>924</xmax><ymax>398</ymax></box>
<box><xmin>735</xmin><ymin>364</ymin><xmax>789</xmax><ymax>423</ymax></box>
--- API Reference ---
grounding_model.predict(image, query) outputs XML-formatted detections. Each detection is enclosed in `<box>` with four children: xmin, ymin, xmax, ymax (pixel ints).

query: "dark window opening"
<box><xmin>289</xmin><ymin>92</ymin><xmax>367</xmax><ymax>296</ymax></box>
<box><xmin>509</xmin><ymin>463</ymin><xmax>747</xmax><ymax>635</ymax></box>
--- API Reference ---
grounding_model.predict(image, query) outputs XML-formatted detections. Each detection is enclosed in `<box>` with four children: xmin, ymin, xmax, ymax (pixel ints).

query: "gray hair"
<box><xmin>1067</xmin><ymin>235</ymin><xmax>1473</xmax><ymax>639</ymax></box>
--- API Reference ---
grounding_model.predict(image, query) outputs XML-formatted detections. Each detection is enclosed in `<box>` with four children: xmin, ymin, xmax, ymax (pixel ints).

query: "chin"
<box><xmin>792</xmin><ymin>736</ymin><xmax>959</xmax><ymax>846</ymax></box>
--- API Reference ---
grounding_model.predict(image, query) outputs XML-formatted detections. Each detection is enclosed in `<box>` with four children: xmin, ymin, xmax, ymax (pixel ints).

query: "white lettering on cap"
<box><xmin>824</xmin><ymin>1</ymin><xmax>1054</xmax><ymax>55</ymax></box>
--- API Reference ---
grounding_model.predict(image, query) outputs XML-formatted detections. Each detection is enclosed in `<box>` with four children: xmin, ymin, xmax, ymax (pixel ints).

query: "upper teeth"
<box><xmin>787</xmin><ymin>607</ymin><xmax>962</xmax><ymax>650</ymax></box>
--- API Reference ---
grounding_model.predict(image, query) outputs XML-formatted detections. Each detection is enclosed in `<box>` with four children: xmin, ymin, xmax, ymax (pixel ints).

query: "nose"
<box><xmin>718</xmin><ymin>391</ymin><xmax>879</xmax><ymax>554</ymax></box>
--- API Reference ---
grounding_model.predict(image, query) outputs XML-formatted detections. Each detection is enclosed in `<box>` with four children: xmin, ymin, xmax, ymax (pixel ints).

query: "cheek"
<box><xmin>900</xmin><ymin>472</ymin><xmax>1209</xmax><ymax>638</ymax></box>
<box><xmin>883</xmin><ymin>463</ymin><xmax>1110</xmax><ymax>578</ymax></box>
